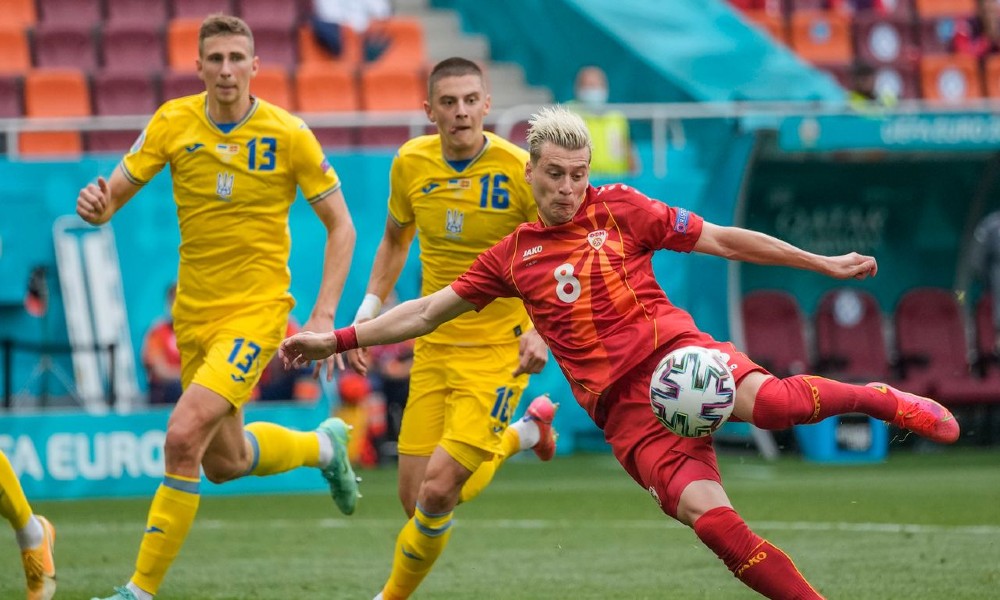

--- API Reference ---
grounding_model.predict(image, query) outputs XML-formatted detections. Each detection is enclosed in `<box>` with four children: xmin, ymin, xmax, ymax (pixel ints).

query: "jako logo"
<box><xmin>736</xmin><ymin>551</ymin><xmax>768</xmax><ymax>577</ymax></box>
<box><xmin>522</xmin><ymin>245</ymin><xmax>543</xmax><ymax>259</ymax></box>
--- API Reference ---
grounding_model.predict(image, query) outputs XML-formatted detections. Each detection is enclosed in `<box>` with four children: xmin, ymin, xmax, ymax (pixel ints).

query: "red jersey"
<box><xmin>452</xmin><ymin>184</ymin><xmax>704</xmax><ymax>416</ymax></box>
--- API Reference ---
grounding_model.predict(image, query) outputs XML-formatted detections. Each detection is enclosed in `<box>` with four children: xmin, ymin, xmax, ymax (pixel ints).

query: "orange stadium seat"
<box><xmin>0</xmin><ymin>25</ymin><xmax>31</xmax><ymax>75</ymax></box>
<box><xmin>360</xmin><ymin>64</ymin><xmax>423</xmax><ymax>111</ymax></box>
<box><xmin>913</xmin><ymin>0</ymin><xmax>976</xmax><ymax>18</ymax></box>
<box><xmin>21</xmin><ymin>69</ymin><xmax>90</xmax><ymax>157</ymax></box>
<box><xmin>0</xmin><ymin>0</ymin><xmax>37</xmax><ymax>28</ymax></box>
<box><xmin>170</xmin><ymin>0</ymin><xmax>233</xmax><ymax>19</ymax></box>
<box><xmin>106</xmin><ymin>0</ymin><xmax>168</xmax><ymax>25</ymax></box>
<box><xmin>368</xmin><ymin>18</ymin><xmax>427</xmax><ymax>68</ymax></box>
<box><xmin>298</xmin><ymin>24</ymin><xmax>361</xmax><ymax>66</ymax></box>
<box><xmin>167</xmin><ymin>18</ymin><xmax>202</xmax><ymax>72</ymax></box>
<box><xmin>33</xmin><ymin>23</ymin><xmax>99</xmax><ymax>73</ymax></box>
<box><xmin>790</xmin><ymin>10</ymin><xmax>853</xmax><ymax>65</ymax></box>
<box><xmin>920</xmin><ymin>54</ymin><xmax>982</xmax><ymax>102</ymax></box>
<box><xmin>253</xmin><ymin>66</ymin><xmax>294</xmax><ymax>110</ymax></box>
<box><xmin>101</xmin><ymin>22</ymin><xmax>166</xmax><ymax>73</ymax></box>
<box><xmin>985</xmin><ymin>54</ymin><xmax>1000</xmax><ymax>97</ymax></box>
<box><xmin>296</xmin><ymin>65</ymin><xmax>360</xmax><ymax>112</ymax></box>
<box><xmin>742</xmin><ymin>10</ymin><xmax>788</xmax><ymax>44</ymax></box>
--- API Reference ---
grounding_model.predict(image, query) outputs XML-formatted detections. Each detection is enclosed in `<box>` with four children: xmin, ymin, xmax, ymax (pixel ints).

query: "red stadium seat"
<box><xmin>0</xmin><ymin>25</ymin><xmax>31</xmax><ymax>75</ymax></box>
<box><xmin>0</xmin><ymin>75</ymin><xmax>22</xmax><ymax>117</ymax></box>
<box><xmin>253</xmin><ymin>23</ymin><xmax>297</xmax><ymax>71</ymax></box>
<box><xmin>853</xmin><ymin>14</ymin><xmax>920</xmax><ymax>66</ymax></box>
<box><xmin>33</xmin><ymin>23</ymin><xmax>99</xmax><ymax>73</ymax></box>
<box><xmin>975</xmin><ymin>294</ymin><xmax>998</xmax><ymax>378</ymax></box>
<box><xmin>93</xmin><ymin>71</ymin><xmax>158</xmax><ymax>115</ymax></box>
<box><xmin>790</xmin><ymin>10</ymin><xmax>854</xmax><ymax>65</ymax></box>
<box><xmin>296</xmin><ymin>64</ymin><xmax>360</xmax><ymax>113</ymax></box>
<box><xmin>814</xmin><ymin>289</ymin><xmax>892</xmax><ymax>382</ymax></box>
<box><xmin>37</xmin><ymin>0</ymin><xmax>102</xmax><ymax>27</ymax></box>
<box><xmin>235</xmin><ymin>0</ymin><xmax>300</xmax><ymax>28</ymax></box>
<box><xmin>919</xmin><ymin>54</ymin><xmax>983</xmax><ymax>102</ymax></box>
<box><xmin>106</xmin><ymin>0</ymin><xmax>168</xmax><ymax>25</ymax></box>
<box><xmin>161</xmin><ymin>69</ymin><xmax>204</xmax><ymax>100</ymax></box>
<box><xmin>917</xmin><ymin>16</ymin><xmax>975</xmax><ymax>54</ymax></box>
<box><xmin>101</xmin><ymin>22</ymin><xmax>166</xmax><ymax>74</ymax></box>
<box><xmin>741</xmin><ymin>290</ymin><xmax>811</xmax><ymax>377</ymax></box>
<box><xmin>170</xmin><ymin>0</ymin><xmax>233</xmax><ymax>19</ymax></box>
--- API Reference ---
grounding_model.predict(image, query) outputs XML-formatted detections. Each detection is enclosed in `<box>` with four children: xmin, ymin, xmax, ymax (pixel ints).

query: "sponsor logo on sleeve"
<box><xmin>674</xmin><ymin>208</ymin><xmax>690</xmax><ymax>233</ymax></box>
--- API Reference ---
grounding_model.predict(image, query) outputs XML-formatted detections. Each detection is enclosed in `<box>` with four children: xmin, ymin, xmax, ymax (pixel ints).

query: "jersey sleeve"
<box><xmin>120</xmin><ymin>106</ymin><xmax>170</xmax><ymax>185</ymax></box>
<box><xmin>386</xmin><ymin>153</ymin><xmax>414</xmax><ymax>226</ymax></box>
<box><xmin>451</xmin><ymin>238</ymin><xmax>516</xmax><ymax>311</ymax></box>
<box><xmin>290</xmin><ymin>120</ymin><xmax>341</xmax><ymax>203</ymax></box>
<box><xmin>624</xmin><ymin>187</ymin><xmax>704</xmax><ymax>253</ymax></box>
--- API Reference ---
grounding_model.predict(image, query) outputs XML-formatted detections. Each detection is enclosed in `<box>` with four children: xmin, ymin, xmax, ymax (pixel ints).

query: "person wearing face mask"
<box><xmin>569</xmin><ymin>65</ymin><xmax>636</xmax><ymax>178</ymax></box>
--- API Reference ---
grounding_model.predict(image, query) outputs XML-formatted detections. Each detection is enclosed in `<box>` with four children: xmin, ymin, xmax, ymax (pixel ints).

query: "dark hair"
<box><xmin>199</xmin><ymin>14</ymin><xmax>254</xmax><ymax>57</ymax></box>
<box><xmin>427</xmin><ymin>57</ymin><xmax>484</xmax><ymax>97</ymax></box>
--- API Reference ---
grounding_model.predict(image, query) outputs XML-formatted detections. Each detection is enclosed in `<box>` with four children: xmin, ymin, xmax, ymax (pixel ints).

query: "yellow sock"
<box><xmin>0</xmin><ymin>450</ymin><xmax>31</xmax><ymax>529</ymax></box>
<box><xmin>382</xmin><ymin>504</ymin><xmax>454</xmax><ymax>600</ymax></box>
<box><xmin>458</xmin><ymin>428</ymin><xmax>520</xmax><ymax>504</ymax></box>
<box><xmin>132</xmin><ymin>473</ymin><xmax>200</xmax><ymax>595</ymax></box>
<box><xmin>244</xmin><ymin>421</ymin><xmax>321</xmax><ymax>476</ymax></box>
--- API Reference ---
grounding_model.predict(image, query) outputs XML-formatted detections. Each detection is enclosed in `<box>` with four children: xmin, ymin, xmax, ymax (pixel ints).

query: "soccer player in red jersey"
<box><xmin>280</xmin><ymin>106</ymin><xmax>960</xmax><ymax>600</ymax></box>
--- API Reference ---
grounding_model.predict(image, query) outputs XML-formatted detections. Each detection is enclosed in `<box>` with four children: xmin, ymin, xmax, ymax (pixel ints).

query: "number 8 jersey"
<box><xmin>120</xmin><ymin>93</ymin><xmax>341</xmax><ymax>323</ymax></box>
<box><xmin>452</xmin><ymin>184</ymin><xmax>704</xmax><ymax>415</ymax></box>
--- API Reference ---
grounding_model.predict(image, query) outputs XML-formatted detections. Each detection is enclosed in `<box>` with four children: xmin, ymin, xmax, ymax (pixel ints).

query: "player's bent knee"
<box><xmin>675</xmin><ymin>479</ymin><xmax>732</xmax><ymax>527</ymax></box>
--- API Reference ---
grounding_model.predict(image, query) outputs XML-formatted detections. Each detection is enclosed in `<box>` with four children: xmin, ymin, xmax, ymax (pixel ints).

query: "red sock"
<box><xmin>751</xmin><ymin>375</ymin><xmax>896</xmax><ymax>430</ymax></box>
<box><xmin>694</xmin><ymin>507</ymin><xmax>824</xmax><ymax>600</ymax></box>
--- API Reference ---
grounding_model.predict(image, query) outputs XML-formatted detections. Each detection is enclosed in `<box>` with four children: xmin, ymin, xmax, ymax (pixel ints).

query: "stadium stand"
<box><xmin>297</xmin><ymin>23</ymin><xmax>362</xmax><ymax>66</ymax></box>
<box><xmin>252</xmin><ymin>22</ymin><xmax>298</xmax><ymax>70</ymax></box>
<box><xmin>975</xmin><ymin>294</ymin><xmax>999</xmax><ymax>378</ymax></box>
<box><xmin>252</xmin><ymin>66</ymin><xmax>293</xmax><ymax>110</ymax></box>
<box><xmin>0</xmin><ymin>25</ymin><xmax>31</xmax><ymax>74</ymax></box>
<box><xmin>919</xmin><ymin>53</ymin><xmax>983</xmax><ymax>102</ymax></box>
<box><xmin>161</xmin><ymin>69</ymin><xmax>203</xmax><ymax>101</ymax></box>
<box><xmin>106</xmin><ymin>0</ymin><xmax>168</xmax><ymax>25</ymax></box>
<box><xmin>167</xmin><ymin>18</ymin><xmax>202</xmax><ymax>72</ymax></box>
<box><xmin>37</xmin><ymin>0</ymin><xmax>102</xmax><ymax>27</ymax></box>
<box><xmin>814</xmin><ymin>288</ymin><xmax>893</xmax><ymax>382</ymax></box>
<box><xmin>296</xmin><ymin>64</ymin><xmax>359</xmax><ymax>112</ymax></box>
<box><xmin>235</xmin><ymin>0</ymin><xmax>299</xmax><ymax>28</ymax></box>
<box><xmin>20</xmin><ymin>68</ymin><xmax>89</xmax><ymax>157</ymax></box>
<box><xmin>0</xmin><ymin>76</ymin><xmax>22</xmax><ymax>118</ymax></box>
<box><xmin>170</xmin><ymin>0</ymin><xmax>233</xmax><ymax>19</ymax></box>
<box><xmin>101</xmin><ymin>22</ymin><xmax>166</xmax><ymax>74</ymax></box>
<box><xmin>741</xmin><ymin>290</ymin><xmax>811</xmax><ymax>377</ymax></box>
<box><xmin>0</xmin><ymin>0</ymin><xmax>37</xmax><ymax>28</ymax></box>
<box><xmin>33</xmin><ymin>23</ymin><xmax>99</xmax><ymax>73</ymax></box>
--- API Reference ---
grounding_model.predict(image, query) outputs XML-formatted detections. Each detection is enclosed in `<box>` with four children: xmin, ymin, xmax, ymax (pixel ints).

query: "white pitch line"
<box><xmin>55</xmin><ymin>518</ymin><xmax>1000</xmax><ymax>536</ymax></box>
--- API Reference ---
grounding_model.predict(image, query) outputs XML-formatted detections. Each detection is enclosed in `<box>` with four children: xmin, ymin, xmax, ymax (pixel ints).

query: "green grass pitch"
<box><xmin>3</xmin><ymin>448</ymin><xmax>998</xmax><ymax>599</ymax></box>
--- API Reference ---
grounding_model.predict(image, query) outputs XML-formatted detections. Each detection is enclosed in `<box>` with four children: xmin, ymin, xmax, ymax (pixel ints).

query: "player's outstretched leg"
<box><xmin>317</xmin><ymin>417</ymin><xmax>362</xmax><ymax>515</ymax></box>
<box><xmin>751</xmin><ymin>375</ymin><xmax>960</xmax><ymax>444</ymax></box>
<box><xmin>867</xmin><ymin>382</ymin><xmax>960</xmax><ymax>444</ymax></box>
<box><xmin>22</xmin><ymin>515</ymin><xmax>56</xmax><ymax>600</ymax></box>
<box><xmin>91</xmin><ymin>586</ymin><xmax>138</xmax><ymax>600</ymax></box>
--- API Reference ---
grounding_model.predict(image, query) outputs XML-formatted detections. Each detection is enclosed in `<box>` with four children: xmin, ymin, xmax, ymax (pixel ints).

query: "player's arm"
<box><xmin>358</xmin><ymin>217</ymin><xmax>417</xmax><ymax>319</ymax></box>
<box><xmin>280</xmin><ymin>286</ymin><xmax>474</xmax><ymax>366</ymax></box>
<box><xmin>693</xmin><ymin>222</ymin><xmax>877</xmax><ymax>280</ymax></box>
<box><xmin>301</xmin><ymin>187</ymin><xmax>356</xmax><ymax>347</ymax></box>
<box><xmin>76</xmin><ymin>166</ymin><xmax>143</xmax><ymax>225</ymax></box>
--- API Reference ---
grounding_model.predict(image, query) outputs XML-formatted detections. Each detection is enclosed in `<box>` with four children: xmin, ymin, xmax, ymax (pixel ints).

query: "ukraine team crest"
<box><xmin>588</xmin><ymin>229</ymin><xmax>608</xmax><ymax>250</ymax></box>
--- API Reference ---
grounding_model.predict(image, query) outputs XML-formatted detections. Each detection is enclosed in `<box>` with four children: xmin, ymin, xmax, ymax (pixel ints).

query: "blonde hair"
<box><xmin>199</xmin><ymin>14</ymin><xmax>254</xmax><ymax>57</ymax></box>
<box><xmin>526</xmin><ymin>105</ymin><xmax>592</xmax><ymax>164</ymax></box>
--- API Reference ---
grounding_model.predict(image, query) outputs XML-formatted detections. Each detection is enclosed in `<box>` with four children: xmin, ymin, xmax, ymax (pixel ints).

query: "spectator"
<box><xmin>568</xmin><ymin>66</ymin><xmax>637</xmax><ymax>178</ymax></box>
<box><xmin>311</xmin><ymin>0</ymin><xmax>392</xmax><ymax>62</ymax></box>
<box><xmin>971</xmin><ymin>209</ymin><xmax>1000</xmax><ymax>353</ymax></box>
<box><xmin>140</xmin><ymin>283</ymin><xmax>182</xmax><ymax>406</ymax></box>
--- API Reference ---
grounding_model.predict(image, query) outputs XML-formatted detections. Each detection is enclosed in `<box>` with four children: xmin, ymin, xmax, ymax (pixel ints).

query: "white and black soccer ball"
<box><xmin>649</xmin><ymin>346</ymin><xmax>735</xmax><ymax>438</ymax></box>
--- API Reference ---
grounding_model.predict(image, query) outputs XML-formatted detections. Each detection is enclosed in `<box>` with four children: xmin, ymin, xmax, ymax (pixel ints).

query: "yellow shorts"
<box><xmin>175</xmin><ymin>302</ymin><xmax>289</xmax><ymax>408</ymax></box>
<box><xmin>398</xmin><ymin>338</ymin><xmax>529</xmax><ymax>458</ymax></box>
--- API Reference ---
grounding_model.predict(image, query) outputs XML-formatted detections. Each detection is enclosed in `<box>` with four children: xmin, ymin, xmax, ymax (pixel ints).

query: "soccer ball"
<box><xmin>649</xmin><ymin>346</ymin><xmax>736</xmax><ymax>438</ymax></box>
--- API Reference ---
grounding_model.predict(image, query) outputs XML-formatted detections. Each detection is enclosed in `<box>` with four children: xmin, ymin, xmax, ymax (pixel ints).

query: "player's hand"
<box><xmin>76</xmin><ymin>176</ymin><xmax>110</xmax><ymax>225</ymax></box>
<box><xmin>301</xmin><ymin>316</ymin><xmax>345</xmax><ymax>381</ymax></box>
<box><xmin>345</xmin><ymin>347</ymin><xmax>370</xmax><ymax>376</ymax></box>
<box><xmin>825</xmin><ymin>253</ymin><xmax>878</xmax><ymax>280</ymax></box>
<box><xmin>279</xmin><ymin>331</ymin><xmax>339</xmax><ymax>371</ymax></box>
<box><xmin>513</xmin><ymin>328</ymin><xmax>549</xmax><ymax>377</ymax></box>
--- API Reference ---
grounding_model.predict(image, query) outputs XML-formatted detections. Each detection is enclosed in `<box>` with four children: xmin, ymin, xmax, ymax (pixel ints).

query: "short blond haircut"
<box><xmin>199</xmin><ymin>14</ymin><xmax>254</xmax><ymax>57</ymax></box>
<box><xmin>526</xmin><ymin>105</ymin><xmax>592</xmax><ymax>164</ymax></box>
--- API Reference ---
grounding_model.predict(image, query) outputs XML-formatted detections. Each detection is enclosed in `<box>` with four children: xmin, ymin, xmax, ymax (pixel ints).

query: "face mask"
<box><xmin>576</xmin><ymin>87</ymin><xmax>608</xmax><ymax>107</ymax></box>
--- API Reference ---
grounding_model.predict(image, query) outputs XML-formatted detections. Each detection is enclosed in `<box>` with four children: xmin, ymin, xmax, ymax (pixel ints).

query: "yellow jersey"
<box><xmin>388</xmin><ymin>132</ymin><xmax>536</xmax><ymax>346</ymax></box>
<box><xmin>120</xmin><ymin>93</ymin><xmax>341</xmax><ymax>323</ymax></box>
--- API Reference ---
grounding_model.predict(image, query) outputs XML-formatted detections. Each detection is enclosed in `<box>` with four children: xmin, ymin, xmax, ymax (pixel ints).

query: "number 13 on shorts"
<box><xmin>491</xmin><ymin>386</ymin><xmax>515</xmax><ymax>433</ymax></box>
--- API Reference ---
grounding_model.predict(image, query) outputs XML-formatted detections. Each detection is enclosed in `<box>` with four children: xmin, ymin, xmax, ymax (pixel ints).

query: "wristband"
<box><xmin>354</xmin><ymin>293</ymin><xmax>383</xmax><ymax>323</ymax></box>
<box><xmin>333</xmin><ymin>326</ymin><xmax>359</xmax><ymax>352</ymax></box>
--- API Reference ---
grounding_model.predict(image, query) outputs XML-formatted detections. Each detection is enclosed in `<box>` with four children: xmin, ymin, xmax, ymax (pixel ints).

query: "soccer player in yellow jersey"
<box><xmin>0</xmin><ymin>450</ymin><xmax>56</xmax><ymax>600</ymax></box>
<box><xmin>343</xmin><ymin>57</ymin><xmax>558</xmax><ymax>600</ymax></box>
<box><xmin>75</xmin><ymin>15</ymin><xmax>359</xmax><ymax>600</ymax></box>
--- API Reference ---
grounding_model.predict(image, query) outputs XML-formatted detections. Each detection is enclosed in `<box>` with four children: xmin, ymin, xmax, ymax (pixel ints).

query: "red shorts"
<box><xmin>594</xmin><ymin>332</ymin><xmax>767</xmax><ymax>519</ymax></box>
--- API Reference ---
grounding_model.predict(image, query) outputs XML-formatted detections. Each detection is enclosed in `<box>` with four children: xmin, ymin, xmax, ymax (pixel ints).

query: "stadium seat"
<box><xmin>853</xmin><ymin>14</ymin><xmax>919</xmax><ymax>65</ymax></box>
<box><xmin>167</xmin><ymin>18</ymin><xmax>202</xmax><ymax>72</ymax></box>
<box><xmin>360</xmin><ymin>64</ymin><xmax>423</xmax><ymax>111</ymax></box>
<box><xmin>367</xmin><ymin>18</ymin><xmax>427</xmax><ymax>69</ymax></box>
<box><xmin>742</xmin><ymin>10</ymin><xmax>789</xmax><ymax>44</ymax></box>
<box><xmin>919</xmin><ymin>54</ymin><xmax>982</xmax><ymax>102</ymax></box>
<box><xmin>874</xmin><ymin>0</ymin><xmax>916</xmax><ymax>19</ymax></box>
<box><xmin>236</xmin><ymin>0</ymin><xmax>300</xmax><ymax>28</ymax></box>
<box><xmin>296</xmin><ymin>64</ymin><xmax>360</xmax><ymax>112</ymax></box>
<box><xmin>252</xmin><ymin>66</ymin><xmax>293</xmax><ymax>110</ymax></box>
<box><xmin>106</xmin><ymin>0</ymin><xmax>168</xmax><ymax>25</ymax></box>
<box><xmin>33</xmin><ymin>23</ymin><xmax>99</xmax><ymax>73</ymax></box>
<box><xmin>983</xmin><ymin>54</ymin><xmax>1000</xmax><ymax>97</ymax></box>
<box><xmin>37</xmin><ymin>0</ymin><xmax>102</xmax><ymax>27</ymax></box>
<box><xmin>298</xmin><ymin>24</ymin><xmax>361</xmax><ymax>66</ymax></box>
<box><xmin>0</xmin><ymin>0</ymin><xmax>37</xmax><ymax>28</ymax></box>
<box><xmin>789</xmin><ymin>0</ymin><xmax>829</xmax><ymax>11</ymax></box>
<box><xmin>894</xmin><ymin>287</ymin><xmax>995</xmax><ymax>405</ymax></box>
<box><xmin>170</xmin><ymin>0</ymin><xmax>233</xmax><ymax>19</ymax></box>
<box><xmin>0</xmin><ymin>75</ymin><xmax>22</xmax><ymax>117</ymax></box>
<box><xmin>975</xmin><ymin>294</ymin><xmax>998</xmax><ymax>377</ymax></box>
<box><xmin>21</xmin><ymin>69</ymin><xmax>90</xmax><ymax>157</ymax></box>
<box><xmin>253</xmin><ymin>23</ymin><xmax>297</xmax><ymax>71</ymax></box>
<box><xmin>0</xmin><ymin>25</ymin><xmax>30</xmax><ymax>75</ymax></box>
<box><xmin>913</xmin><ymin>0</ymin><xmax>976</xmax><ymax>18</ymax></box>
<box><xmin>873</xmin><ymin>62</ymin><xmax>922</xmax><ymax>99</ymax></box>
<box><xmin>161</xmin><ymin>70</ymin><xmax>204</xmax><ymax>100</ymax></box>
<box><xmin>741</xmin><ymin>290</ymin><xmax>811</xmax><ymax>377</ymax></box>
<box><xmin>917</xmin><ymin>16</ymin><xmax>972</xmax><ymax>54</ymax></box>
<box><xmin>790</xmin><ymin>10</ymin><xmax>854</xmax><ymax>65</ymax></box>
<box><xmin>93</xmin><ymin>71</ymin><xmax>158</xmax><ymax>115</ymax></box>
<box><xmin>814</xmin><ymin>288</ymin><xmax>892</xmax><ymax>382</ymax></box>
<box><xmin>101</xmin><ymin>22</ymin><xmax>166</xmax><ymax>74</ymax></box>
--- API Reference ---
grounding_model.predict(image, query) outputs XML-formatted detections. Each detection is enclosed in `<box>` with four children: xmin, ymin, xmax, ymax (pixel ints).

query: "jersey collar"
<box><xmin>204</xmin><ymin>96</ymin><xmax>259</xmax><ymax>135</ymax></box>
